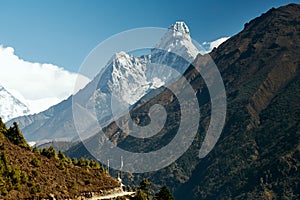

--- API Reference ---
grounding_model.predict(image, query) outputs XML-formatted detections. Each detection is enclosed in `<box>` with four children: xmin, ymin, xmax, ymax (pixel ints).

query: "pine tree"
<box><xmin>139</xmin><ymin>178</ymin><xmax>151</xmax><ymax>197</ymax></box>
<box><xmin>131</xmin><ymin>189</ymin><xmax>148</xmax><ymax>200</ymax></box>
<box><xmin>155</xmin><ymin>185</ymin><xmax>174</xmax><ymax>200</ymax></box>
<box><xmin>0</xmin><ymin>118</ymin><xmax>7</xmax><ymax>133</ymax></box>
<box><xmin>5</xmin><ymin>122</ymin><xmax>30</xmax><ymax>149</ymax></box>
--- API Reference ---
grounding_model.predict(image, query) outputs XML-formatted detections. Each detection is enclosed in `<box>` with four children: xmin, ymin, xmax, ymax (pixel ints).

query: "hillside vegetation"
<box><xmin>0</xmin><ymin>118</ymin><xmax>119</xmax><ymax>199</ymax></box>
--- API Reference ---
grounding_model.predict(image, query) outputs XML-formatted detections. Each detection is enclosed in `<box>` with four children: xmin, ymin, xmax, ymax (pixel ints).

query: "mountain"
<box><xmin>175</xmin><ymin>4</ymin><xmax>300</xmax><ymax>199</ymax></box>
<box><xmin>66</xmin><ymin>3</ymin><xmax>300</xmax><ymax>199</ymax></box>
<box><xmin>8</xmin><ymin>21</ymin><xmax>198</xmax><ymax>145</ymax></box>
<box><xmin>0</xmin><ymin>85</ymin><xmax>30</xmax><ymax>122</ymax></box>
<box><xmin>0</xmin><ymin>118</ymin><xmax>120</xmax><ymax>199</ymax></box>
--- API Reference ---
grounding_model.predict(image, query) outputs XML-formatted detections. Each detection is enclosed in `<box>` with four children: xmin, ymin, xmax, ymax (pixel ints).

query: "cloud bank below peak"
<box><xmin>0</xmin><ymin>45</ymin><xmax>90</xmax><ymax>114</ymax></box>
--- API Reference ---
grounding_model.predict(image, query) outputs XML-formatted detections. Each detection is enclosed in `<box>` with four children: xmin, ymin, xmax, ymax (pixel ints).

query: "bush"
<box><xmin>0</xmin><ymin>118</ymin><xmax>7</xmax><ymax>133</ymax></box>
<box><xmin>139</xmin><ymin>178</ymin><xmax>151</xmax><ymax>195</ymax></box>
<box><xmin>32</xmin><ymin>170</ymin><xmax>38</xmax><ymax>177</ymax></box>
<box><xmin>77</xmin><ymin>158</ymin><xmax>90</xmax><ymax>167</ymax></box>
<box><xmin>32</xmin><ymin>146</ymin><xmax>40</xmax><ymax>154</ymax></box>
<box><xmin>155</xmin><ymin>185</ymin><xmax>174</xmax><ymax>200</ymax></box>
<box><xmin>67</xmin><ymin>181</ymin><xmax>78</xmax><ymax>190</ymax></box>
<box><xmin>84</xmin><ymin>179</ymin><xmax>91</xmax><ymax>185</ymax></box>
<box><xmin>20</xmin><ymin>171</ymin><xmax>28</xmax><ymax>184</ymax></box>
<box><xmin>57</xmin><ymin>162</ymin><xmax>65</xmax><ymax>170</ymax></box>
<box><xmin>0</xmin><ymin>188</ymin><xmax>8</xmax><ymax>196</ymax></box>
<box><xmin>41</xmin><ymin>146</ymin><xmax>56</xmax><ymax>159</ymax></box>
<box><xmin>30</xmin><ymin>158</ymin><xmax>41</xmax><ymax>167</ymax></box>
<box><xmin>10</xmin><ymin>167</ymin><xmax>21</xmax><ymax>185</ymax></box>
<box><xmin>30</xmin><ymin>184</ymin><xmax>41</xmax><ymax>194</ymax></box>
<box><xmin>131</xmin><ymin>189</ymin><xmax>148</xmax><ymax>200</ymax></box>
<box><xmin>58</xmin><ymin>150</ymin><xmax>65</xmax><ymax>160</ymax></box>
<box><xmin>72</xmin><ymin>158</ymin><xmax>78</xmax><ymax>165</ymax></box>
<box><xmin>89</xmin><ymin>160</ymin><xmax>100</xmax><ymax>169</ymax></box>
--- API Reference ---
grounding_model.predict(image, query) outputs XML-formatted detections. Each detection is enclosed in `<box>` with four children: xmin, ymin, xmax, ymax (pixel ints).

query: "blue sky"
<box><xmin>0</xmin><ymin>0</ymin><xmax>299</xmax><ymax>73</ymax></box>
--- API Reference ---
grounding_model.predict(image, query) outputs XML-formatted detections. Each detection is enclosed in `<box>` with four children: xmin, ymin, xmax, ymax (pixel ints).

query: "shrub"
<box><xmin>32</xmin><ymin>170</ymin><xmax>38</xmax><ymax>177</ymax></box>
<box><xmin>57</xmin><ymin>162</ymin><xmax>65</xmax><ymax>170</ymax></box>
<box><xmin>72</xmin><ymin>158</ymin><xmax>78</xmax><ymax>165</ymax></box>
<box><xmin>84</xmin><ymin>179</ymin><xmax>91</xmax><ymax>185</ymax></box>
<box><xmin>155</xmin><ymin>185</ymin><xmax>174</xmax><ymax>200</ymax></box>
<box><xmin>67</xmin><ymin>181</ymin><xmax>78</xmax><ymax>190</ymax></box>
<box><xmin>30</xmin><ymin>184</ymin><xmax>41</xmax><ymax>194</ymax></box>
<box><xmin>20</xmin><ymin>171</ymin><xmax>28</xmax><ymax>184</ymax></box>
<box><xmin>0</xmin><ymin>188</ymin><xmax>8</xmax><ymax>196</ymax></box>
<box><xmin>58</xmin><ymin>150</ymin><xmax>65</xmax><ymax>160</ymax></box>
<box><xmin>30</xmin><ymin>158</ymin><xmax>41</xmax><ymax>167</ymax></box>
<box><xmin>131</xmin><ymin>189</ymin><xmax>148</xmax><ymax>200</ymax></box>
<box><xmin>89</xmin><ymin>160</ymin><xmax>100</xmax><ymax>169</ymax></box>
<box><xmin>77</xmin><ymin>158</ymin><xmax>90</xmax><ymax>167</ymax></box>
<box><xmin>32</xmin><ymin>146</ymin><xmax>40</xmax><ymax>154</ymax></box>
<box><xmin>41</xmin><ymin>146</ymin><xmax>56</xmax><ymax>159</ymax></box>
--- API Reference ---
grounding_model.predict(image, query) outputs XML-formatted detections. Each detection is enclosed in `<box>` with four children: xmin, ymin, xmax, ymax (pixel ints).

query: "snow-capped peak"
<box><xmin>111</xmin><ymin>51</ymin><xmax>136</xmax><ymax>68</ymax></box>
<box><xmin>0</xmin><ymin>85</ymin><xmax>30</xmax><ymax>122</ymax></box>
<box><xmin>154</xmin><ymin>21</ymin><xmax>199</xmax><ymax>62</ymax></box>
<box><xmin>112</xmin><ymin>51</ymin><xmax>130</xmax><ymax>62</ymax></box>
<box><xmin>169</xmin><ymin>21</ymin><xmax>190</xmax><ymax>35</ymax></box>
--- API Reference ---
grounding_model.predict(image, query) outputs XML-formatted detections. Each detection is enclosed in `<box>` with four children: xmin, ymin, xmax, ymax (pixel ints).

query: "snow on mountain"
<box><xmin>89</xmin><ymin>51</ymin><xmax>150</xmax><ymax>124</ymax></box>
<box><xmin>0</xmin><ymin>85</ymin><xmax>30</xmax><ymax>122</ymax></box>
<box><xmin>9</xmin><ymin>21</ymin><xmax>200</xmax><ymax>143</ymax></box>
<box><xmin>7</xmin><ymin>88</ymin><xmax>61</xmax><ymax>114</ymax></box>
<box><xmin>154</xmin><ymin>21</ymin><xmax>199</xmax><ymax>62</ymax></box>
<box><xmin>201</xmin><ymin>36</ymin><xmax>230</xmax><ymax>53</ymax></box>
<box><xmin>88</xmin><ymin>21</ymin><xmax>200</xmax><ymax>125</ymax></box>
<box><xmin>107</xmin><ymin>51</ymin><xmax>150</xmax><ymax>105</ymax></box>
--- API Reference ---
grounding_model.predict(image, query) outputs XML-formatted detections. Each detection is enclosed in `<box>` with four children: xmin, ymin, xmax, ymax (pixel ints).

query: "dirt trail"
<box><xmin>89</xmin><ymin>191</ymin><xmax>135</xmax><ymax>200</ymax></box>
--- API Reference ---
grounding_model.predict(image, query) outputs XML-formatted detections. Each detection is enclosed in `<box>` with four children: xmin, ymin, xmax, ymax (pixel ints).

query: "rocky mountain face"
<box><xmin>66</xmin><ymin>3</ymin><xmax>300</xmax><ymax>199</ymax></box>
<box><xmin>175</xmin><ymin>4</ymin><xmax>300</xmax><ymax>199</ymax></box>
<box><xmin>9</xmin><ymin>21</ymin><xmax>198</xmax><ymax>145</ymax></box>
<box><xmin>0</xmin><ymin>85</ymin><xmax>30</xmax><ymax>122</ymax></box>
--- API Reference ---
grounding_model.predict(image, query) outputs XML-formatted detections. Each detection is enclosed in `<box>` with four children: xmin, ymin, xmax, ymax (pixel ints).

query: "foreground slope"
<box><xmin>0</xmin><ymin>118</ymin><xmax>119</xmax><ymax>199</ymax></box>
<box><xmin>66</xmin><ymin>3</ymin><xmax>300</xmax><ymax>199</ymax></box>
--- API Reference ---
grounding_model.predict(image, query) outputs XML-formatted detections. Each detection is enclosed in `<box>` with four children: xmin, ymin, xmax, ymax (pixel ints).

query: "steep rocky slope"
<box><xmin>175</xmin><ymin>3</ymin><xmax>300</xmax><ymax>199</ymax></box>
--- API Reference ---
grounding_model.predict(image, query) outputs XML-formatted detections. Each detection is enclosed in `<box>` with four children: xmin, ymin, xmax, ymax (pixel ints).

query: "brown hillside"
<box><xmin>0</xmin><ymin>119</ymin><xmax>120</xmax><ymax>199</ymax></box>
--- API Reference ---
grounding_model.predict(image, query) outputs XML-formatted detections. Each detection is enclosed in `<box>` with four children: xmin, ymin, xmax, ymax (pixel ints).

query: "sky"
<box><xmin>0</xmin><ymin>0</ymin><xmax>298</xmax><ymax>73</ymax></box>
<box><xmin>0</xmin><ymin>0</ymin><xmax>299</xmax><ymax>114</ymax></box>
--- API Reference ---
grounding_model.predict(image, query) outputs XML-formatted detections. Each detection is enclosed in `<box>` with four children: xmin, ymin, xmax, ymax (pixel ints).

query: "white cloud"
<box><xmin>0</xmin><ymin>45</ymin><xmax>91</xmax><ymax>114</ymax></box>
<box><xmin>201</xmin><ymin>37</ymin><xmax>230</xmax><ymax>53</ymax></box>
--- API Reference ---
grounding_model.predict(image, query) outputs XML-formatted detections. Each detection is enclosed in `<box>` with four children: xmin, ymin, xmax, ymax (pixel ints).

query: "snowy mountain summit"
<box><xmin>171</xmin><ymin>21</ymin><xmax>190</xmax><ymax>34</ymax></box>
<box><xmin>154</xmin><ymin>21</ymin><xmax>199</xmax><ymax>62</ymax></box>
<box><xmin>0</xmin><ymin>85</ymin><xmax>30</xmax><ymax>122</ymax></box>
<box><xmin>90</xmin><ymin>21</ymin><xmax>200</xmax><ymax>125</ymax></box>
